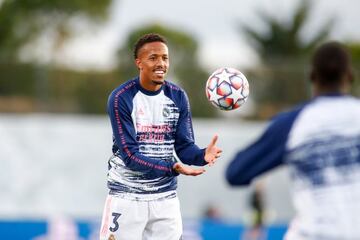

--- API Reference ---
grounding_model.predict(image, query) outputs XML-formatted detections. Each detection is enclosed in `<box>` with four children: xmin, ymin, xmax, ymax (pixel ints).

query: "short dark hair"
<box><xmin>311</xmin><ymin>41</ymin><xmax>351</xmax><ymax>85</ymax></box>
<box><xmin>133</xmin><ymin>33</ymin><xmax>168</xmax><ymax>59</ymax></box>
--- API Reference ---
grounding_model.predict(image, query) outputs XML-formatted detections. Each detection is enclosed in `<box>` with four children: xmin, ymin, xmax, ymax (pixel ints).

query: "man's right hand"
<box><xmin>173</xmin><ymin>162</ymin><xmax>205</xmax><ymax>176</ymax></box>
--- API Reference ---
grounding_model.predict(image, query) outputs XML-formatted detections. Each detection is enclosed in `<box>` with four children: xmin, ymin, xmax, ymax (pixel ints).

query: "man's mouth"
<box><xmin>154</xmin><ymin>69</ymin><xmax>166</xmax><ymax>77</ymax></box>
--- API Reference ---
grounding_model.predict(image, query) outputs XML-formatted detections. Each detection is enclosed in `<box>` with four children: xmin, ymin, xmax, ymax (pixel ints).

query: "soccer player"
<box><xmin>100</xmin><ymin>33</ymin><xmax>222</xmax><ymax>240</ymax></box>
<box><xmin>226</xmin><ymin>42</ymin><xmax>360</xmax><ymax>239</ymax></box>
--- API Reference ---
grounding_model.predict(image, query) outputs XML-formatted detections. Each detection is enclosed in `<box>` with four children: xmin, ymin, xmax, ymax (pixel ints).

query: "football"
<box><xmin>205</xmin><ymin>67</ymin><xmax>250</xmax><ymax>111</ymax></box>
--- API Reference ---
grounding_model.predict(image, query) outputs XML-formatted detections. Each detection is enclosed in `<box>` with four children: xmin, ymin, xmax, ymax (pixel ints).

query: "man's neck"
<box><xmin>139</xmin><ymin>77</ymin><xmax>162</xmax><ymax>92</ymax></box>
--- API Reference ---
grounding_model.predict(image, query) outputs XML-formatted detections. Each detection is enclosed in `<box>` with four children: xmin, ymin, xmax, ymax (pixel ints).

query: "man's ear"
<box><xmin>135</xmin><ymin>58</ymin><xmax>142</xmax><ymax>70</ymax></box>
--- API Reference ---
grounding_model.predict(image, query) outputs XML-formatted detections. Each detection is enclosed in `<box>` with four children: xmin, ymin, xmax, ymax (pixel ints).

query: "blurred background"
<box><xmin>1</xmin><ymin>0</ymin><xmax>360</xmax><ymax>239</ymax></box>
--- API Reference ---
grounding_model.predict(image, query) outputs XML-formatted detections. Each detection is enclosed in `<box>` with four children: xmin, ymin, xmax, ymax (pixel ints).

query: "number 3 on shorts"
<box><xmin>109</xmin><ymin>212</ymin><xmax>121</xmax><ymax>232</ymax></box>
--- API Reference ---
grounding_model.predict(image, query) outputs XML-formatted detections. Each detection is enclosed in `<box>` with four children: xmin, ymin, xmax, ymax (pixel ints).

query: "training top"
<box><xmin>226</xmin><ymin>93</ymin><xmax>360</xmax><ymax>239</ymax></box>
<box><xmin>107</xmin><ymin>77</ymin><xmax>207</xmax><ymax>201</ymax></box>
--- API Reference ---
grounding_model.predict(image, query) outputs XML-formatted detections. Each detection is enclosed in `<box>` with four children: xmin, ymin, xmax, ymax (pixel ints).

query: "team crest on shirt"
<box><xmin>163</xmin><ymin>107</ymin><xmax>171</xmax><ymax>118</ymax></box>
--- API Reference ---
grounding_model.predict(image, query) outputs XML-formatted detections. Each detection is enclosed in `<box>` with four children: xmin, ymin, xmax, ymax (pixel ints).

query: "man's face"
<box><xmin>136</xmin><ymin>41</ymin><xmax>169</xmax><ymax>88</ymax></box>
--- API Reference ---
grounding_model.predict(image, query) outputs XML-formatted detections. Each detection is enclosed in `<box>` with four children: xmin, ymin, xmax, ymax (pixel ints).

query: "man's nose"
<box><xmin>156</xmin><ymin>58</ymin><xmax>166</xmax><ymax>67</ymax></box>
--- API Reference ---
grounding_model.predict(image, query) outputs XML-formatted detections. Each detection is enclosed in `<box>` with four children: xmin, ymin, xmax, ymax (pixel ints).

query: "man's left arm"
<box><xmin>174</xmin><ymin>91</ymin><xmax>208</xmax><ymax>166</ymax></box>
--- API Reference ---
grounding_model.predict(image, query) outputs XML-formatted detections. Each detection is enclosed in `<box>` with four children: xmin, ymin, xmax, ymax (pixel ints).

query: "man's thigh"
<box><xmin>100</xmin><ymin>195</ymin><xmax>148</xmax><ymax>240</ymax></box>
<box><xmin>144</xmin><ymin>197</ymin><xmax>182</xmax><ymax>240</ymax></box>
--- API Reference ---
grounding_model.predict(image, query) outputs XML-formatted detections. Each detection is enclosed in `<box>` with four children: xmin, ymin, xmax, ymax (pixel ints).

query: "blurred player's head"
<box><xmin>311</xmin><ymin>41</ymin><xmax>354</xmax><ymax>95</ymax></box>
<box><xmin>134</xmin><ymin>33</ymin><xmax>169</xmax><ymax>90</ymax></box>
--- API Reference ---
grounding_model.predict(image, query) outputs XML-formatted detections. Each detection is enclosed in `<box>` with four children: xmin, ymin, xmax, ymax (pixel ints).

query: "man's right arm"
<box><xmin>107</xmin><ymin>89</ymin><xmax>178</xmax><ymax>178</ymax></box>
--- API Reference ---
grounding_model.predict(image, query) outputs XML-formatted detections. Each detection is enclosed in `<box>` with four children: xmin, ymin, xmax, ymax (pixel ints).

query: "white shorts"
<box><xmin>99</xmin><ymin>194</ymin><xmax>183</xmax><ymax>240</ymax></box>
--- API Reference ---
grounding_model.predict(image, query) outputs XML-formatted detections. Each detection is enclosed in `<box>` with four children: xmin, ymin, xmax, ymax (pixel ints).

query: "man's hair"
<box><xmin>311</xmin><ymin>41</ymin><xmax>351</xmax><ymax>85</ymax></box>
<box><xmin>133</xmin><ymin>33</ymin><xmax>168</xmax><ymax>59</ymax></box>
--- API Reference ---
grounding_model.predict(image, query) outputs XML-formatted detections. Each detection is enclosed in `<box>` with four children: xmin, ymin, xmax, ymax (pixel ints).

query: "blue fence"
<box><xmin>0</xmin><ymin>218</ymin><xmax>287</xmax><ymax>240</ymax></box>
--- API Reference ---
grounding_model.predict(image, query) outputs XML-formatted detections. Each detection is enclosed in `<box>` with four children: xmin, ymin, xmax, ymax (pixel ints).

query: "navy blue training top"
<box><xmin>226</xmin><ymin>94</ymin><xmax>360</xmax><ymax>239</ymax></box>
<box><xmin>106</xmin><ymin>77</ymin><xmax>206</xmax><ymax>199</ymax></box>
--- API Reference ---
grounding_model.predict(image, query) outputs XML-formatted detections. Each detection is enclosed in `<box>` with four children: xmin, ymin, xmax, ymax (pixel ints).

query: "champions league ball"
<box><xmin>205</xmin><ymin>67</ymin><xmax>250</xmax><ymax>111</ymax></box>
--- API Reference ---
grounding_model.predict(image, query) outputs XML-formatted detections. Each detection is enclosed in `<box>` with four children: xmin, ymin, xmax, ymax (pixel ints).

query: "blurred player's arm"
<box><xmin>107</xmin><ymin>92</ymin><xmax>178</xmax><ymax>178</ymax></box>
<box><xmin>226</xmin><ymin>110</ymin><xmax>300</xmax><ymax>186</ymax></box>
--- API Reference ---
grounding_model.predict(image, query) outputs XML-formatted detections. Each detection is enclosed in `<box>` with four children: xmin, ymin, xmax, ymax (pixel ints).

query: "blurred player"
<box><xmin>226</xmin><ymin>42</ymin><xmax>360</xmax><ymax>239</ymax></box>
<box><xmin>242</xmin><ymin>181</ymin><xmax>267</xmax><ymax>240</ymax></box>
<box><xmin>100</xmin><ymin>33</ymin><xmax>222</xmax><ymax>240</ymax></box>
